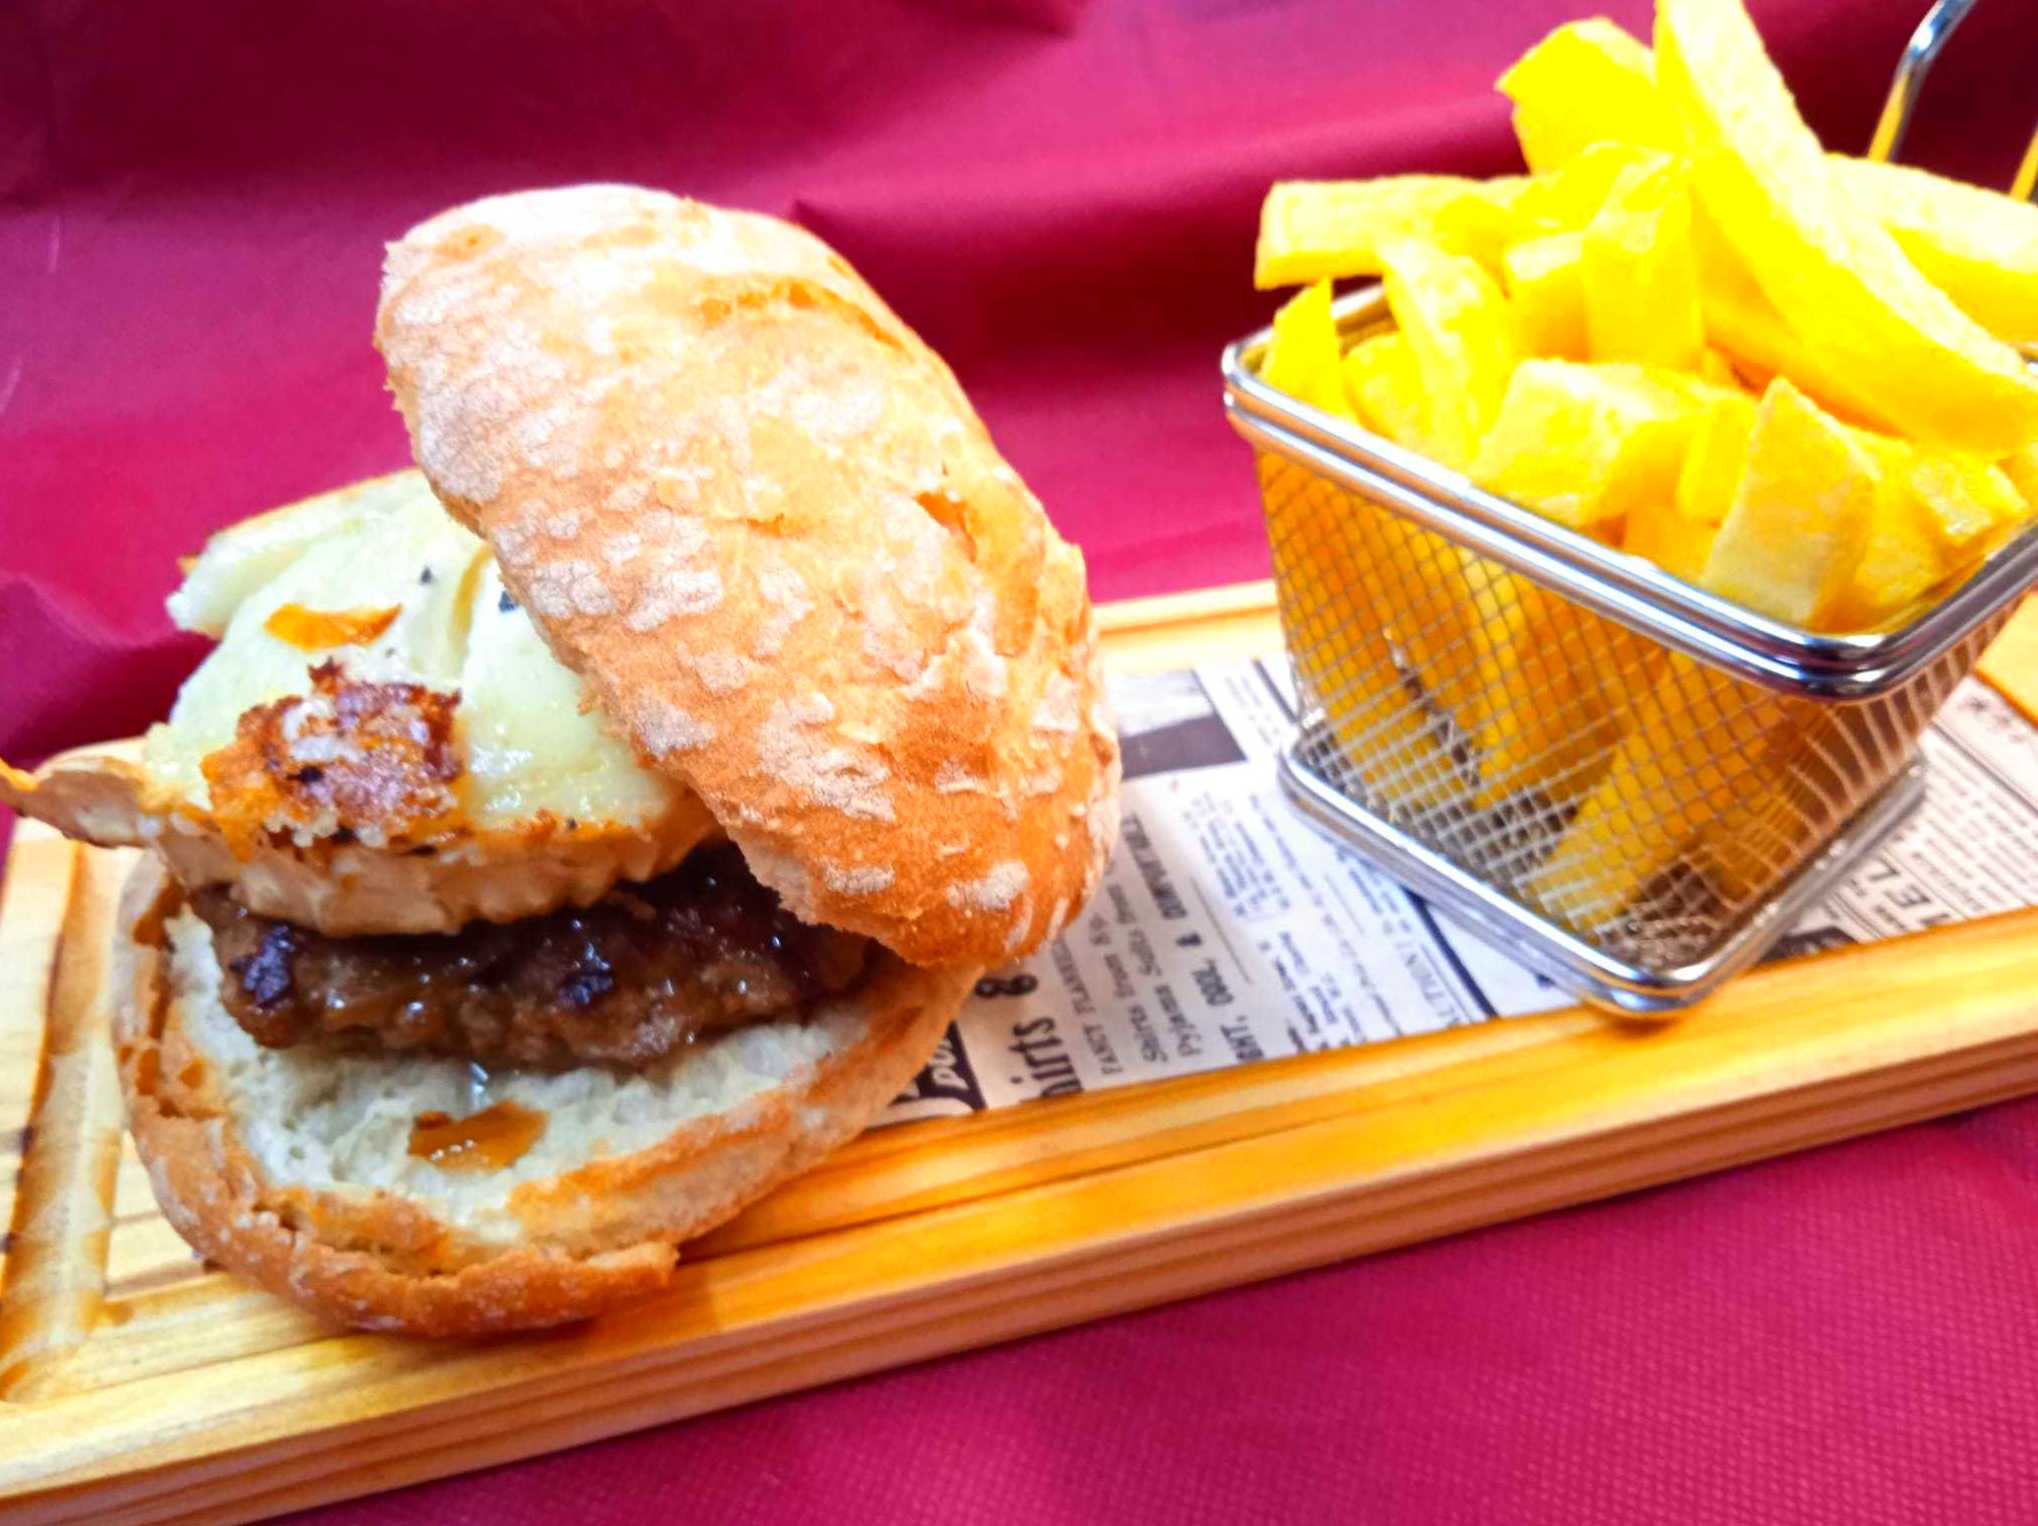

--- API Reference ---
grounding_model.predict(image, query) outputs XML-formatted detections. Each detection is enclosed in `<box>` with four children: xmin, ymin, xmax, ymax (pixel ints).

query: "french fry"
<box><xmin>1509</xmin><ymin>142</ymin><xmax>1672</xmax><ymax>242</ymax></box>
<box><xmin>1902</xmin><ymin>452</ymin><xmax>2027</xmax><ymax>555</ymax></box>
<box><xmin>1829</xmin><ymin>157</ymin><xmax>2038</xmax><ymax>349</ymax></box>
<box><xmin>1342</xmin><ymin>333</ymin><xmax>1431</xmax><ymax>450</ymax></box>
<box><xmin>2004</xmin><ymin>445</ymin><xmax>2038</xmax><ymax>511</ymax></box>
<box><xmin>1464</xmin><ymin>575</ymin><xmax>1658</xmax><ymax>807</ymax></box>
<box><xmin>1526</xmin><ymin>651</ymin><xmax>1812</xmax><ymax>925</ymax></box>
<box><xmin>1827</xmin><ymin>434</ymin><xmax>1946</xmax><ymax>630</ymax></box>
<box><xmin>1673</xmin><ymin>391</ymin><xmax>1757</xmax><ymax>523</ymax></box>
<box><xmin>1430</xmin><ymin>189</ymin><xmax>1528</xmax><ymax>282</ymax></box>
<box><xmin>1696</xmin><ymin>702</ymin><xmax>1858</xmax><ymax>906</ymax></box>
<box><xmin>1247</xmin><ymin>1</ymin><xmax>2038</xmax><ymax>945</ymax></box>
<box><xmin>1377</xmin><ymin>236</ymin><xmax>1518</xmax><ymax>471</ymax></box>
<box><xmin>1656</xmin><ymin>0</ymin><xmax>2038</xmax><ymax>456</ymax></box>
<box><xmin>1497</xmin><ymin>17</ymin><xmax>1677</xmax><ymax>171</ymax></box>
<box><xmin>1255</xmin><ymin>177</ymin><xmax>1523</xmax><ymax>289</ymax></box>
<box><xmin>1503</xmin><ymin>232</ymin><xmax>1587</xmax><ymax>359</ymax></box>
<box><xmin>1471</xmin><ymin>360</ymin><xmax>1694</xmax><ymax>530</ymax></box>
<box><xmin>1265</xmin><ymin>272</ymin><xmax>1501</xmax><ymax>794</ymax></box>
<box><xmin>1625</xmin><ymin>497</ymin><xmax>1718</xmax><ymax>581</ymax></box>
<box><xmin>1454</xmin><ymin>365</ymin><xmax>1687</xmax><ymax>804</ymax></box>
<box><xmin>1500</xmin><ymin>16</ymin><xmax>2038</xmax><ymax>352</ymax></box>
<box><xmin>1263</xmin><ymin>279</ymin><xmax>1353</xmax><ymax>419</ymax></box>
<box><xmin>1687</xmin><ymin>199</ymin><xmax>1899</xmax><ymax>433</ymax></box>
<box><xmin>1695</xmin><ymin>347</ymin><xmax>1742</xmax><ymax>388</ymax></box>
<box><xmin>1648</xmin><ymin>368</ymin><xmax>1748</xmax><ymax>411</ymax></box>
<box><xmin>1582</xmin><ymin>158</ymin><xmax>1705</xmax><ymax>370</ymax></box>
<box><xmin>1263</xmin><ymin>456</ymin><xmax>1467</xmax><ymax>812</ymax></box>
<box><xmin>1269</xmin><ymin>311</ymin><xmax>1494</xmax><ymax>788</ymax></box>
<box><xmin>1699</xmin><ymin>377</ymin><xmax>1876</xmax><ymax>627</ymax></box>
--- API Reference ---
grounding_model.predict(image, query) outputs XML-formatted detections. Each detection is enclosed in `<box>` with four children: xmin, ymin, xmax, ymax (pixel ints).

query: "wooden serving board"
<box><xmin>6</xmin><ymin>580</ymin><xmax>2038</xmax><ymax>1523</ymax></box>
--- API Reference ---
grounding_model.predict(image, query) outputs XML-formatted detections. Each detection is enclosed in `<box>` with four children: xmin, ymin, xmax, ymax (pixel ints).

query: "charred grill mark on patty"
<box><xmin>230</xmin><ymin>922</ymin><xmax>301</xmax><ymax>1008</ymax></box>
<box><xmin>193</xmin><ymin>843</ymin><xmax>873</xmax><ymax>1071</ymax></box>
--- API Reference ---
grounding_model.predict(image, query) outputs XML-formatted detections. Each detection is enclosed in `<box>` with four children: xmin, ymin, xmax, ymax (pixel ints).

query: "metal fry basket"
<box><xmin>1224</xmin><ymin>287</ymin><xmax>2038</xmax><ymax>1013</ymax></box>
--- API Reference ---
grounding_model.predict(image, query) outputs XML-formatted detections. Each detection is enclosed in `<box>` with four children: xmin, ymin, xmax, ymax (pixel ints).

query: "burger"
<box><xmin>0</xmin><ymin>186</ymin><xmax>1121</xmax><ymax>1336</ymax></box>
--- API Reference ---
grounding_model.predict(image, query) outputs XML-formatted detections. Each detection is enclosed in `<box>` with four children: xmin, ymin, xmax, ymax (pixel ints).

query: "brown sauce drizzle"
<box><xmin>407</xmin><ymin>1100</ymin><xmax>547</xmax><ymax>1173</ymax></box>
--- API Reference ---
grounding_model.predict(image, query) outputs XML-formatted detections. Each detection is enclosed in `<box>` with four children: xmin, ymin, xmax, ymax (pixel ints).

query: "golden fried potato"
<box><xmin>1255</xmin><ymin>177</ymin><xmax>1523</xmax><ymax>289</ymax></box>
<box><xmin>2004</xmin><ymin>445</ymin><xmax>2038</xmax><ymax>512</ymax></box>
<box><xmin>1582</xmin><ymin>158</ymin><xmax>1705</xmax><ymax>371</ymax></box>
<box><xmin>1263</xmin><ymin>296</ymin><xmax>1492</xmax><ymax>788</ymax></box>
<box><xmin>1695</xmin><ymin>347</ymin><xmax>1743</xmax><ymax>388</ymax></box>
<box><xmin>1465</xmin><ymin>574</ymin><xmax>1661</xmax><ymax>807</ymax></box>
<box><xmin>1241</xmin><ymin>0</ymin><xmax>2038</xmax><ymax>941</ymax></box>
<box><xmin>1497</xmin><ymin>17</ymin><xmax>1677</xmax><ymax>171</ymax></box>
<box><xmin>1264</xmin><ymin>453</ymin><xmax>1475</xmax><ymax>812</ymax></box>
<box><xmin>1471</xmin><ymin>360</ymin><xmax>1693</xmax><ymax>529</ymax></box>
<box><xmin>1625</xmin><ymin>498</ymin><xmax>1718</xmax><ymax>582</ymax></box>
<box><xmin>1657</xmin><ymin>0</ymin><xmax>2038</xmax><ymax>456</ymax></box>
<box><xmin>1684</xmin><ymin>202</ymin><xmax>1899</xmax><ymax>433</ymax></box>
<box><xmin>1377</xmin><ymin>236</ymin><xmax>1518</xmax><ymax>470</ymax></box>
<box><xmin>1263</xmin><ymin>279</ymin><xmax>1354</xmax><ymax>419</ymax></box>
<box><xmin>1699</xmin><ymin>377</ymin><xmax>1877</xmax><ymax>626</ymax></box>
<box><xmin>1526</xmin><ymin>651</ymin><xmax>1812</xmax><ymax>927</ymax></box>
<box><xmin>1830</xmin><ymin>157</ymin><xmax>2038</xmax><ymax>350</ymax></box>
<box><xmin>1673</xmin><ymin>391</ymin><xmax>1757</xmax><ymax>524</ymax></box>
<box><xmin>1342</xmin><ymin>333</ymin><xmax>1432</xmax><ymax>450</ymax></box>
<box><xmin>1504</xmin><ymin>231</ymin><xmax>1587</xmax><ymax>359</ymax></box>
<box><xmin>1903</xmin><ymin>452</ymin><xmax>2026</xmax><ymax>555</ymax></box>
<box><xmin>1828</xmin><ymin>434</ymin><xmax>1947</xmax><ymax>630</ymax></box>
<box><xmin>1508</xmin><ymin>142</ymin><xmax>1673</xmax><ymax>243</ymax></box>
<box><xmin>1499</xmin><ymin>14</ymin><xmax>2038</xmax><ymax>353</ymax></box>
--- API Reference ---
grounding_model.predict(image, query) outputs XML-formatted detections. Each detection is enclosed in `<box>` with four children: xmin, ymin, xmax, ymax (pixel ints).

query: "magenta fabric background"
<box><xmin>6</xmin><ymin>1</ymin><xmax>2038</xmax><ymax>1519</ymax></box>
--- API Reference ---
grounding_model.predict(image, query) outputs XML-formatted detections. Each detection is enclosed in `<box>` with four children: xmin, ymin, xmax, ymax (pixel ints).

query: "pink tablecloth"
<box><xmin>6</xmin><ymin>1</ymin><xmax>2038</xmax><ymax>1519</ymax></box>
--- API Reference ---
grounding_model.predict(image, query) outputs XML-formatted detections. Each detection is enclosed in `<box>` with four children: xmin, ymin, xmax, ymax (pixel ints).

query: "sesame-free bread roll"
<box><xmin>376</xmin><ymin>186</ymin><xmax>1122</xmax><ymax>969</ymax></box>
<box><xmin>9</xmin><ymin>188</ymin><xmax>1124</xmax><ymax>1339</ymax></box>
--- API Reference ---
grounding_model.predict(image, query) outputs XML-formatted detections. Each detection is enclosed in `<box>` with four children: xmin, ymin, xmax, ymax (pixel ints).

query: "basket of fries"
<box><xmin>1223</xmin><ymin>0</ymin><xmax>2038</xmax><ymax>1011</ymax></box>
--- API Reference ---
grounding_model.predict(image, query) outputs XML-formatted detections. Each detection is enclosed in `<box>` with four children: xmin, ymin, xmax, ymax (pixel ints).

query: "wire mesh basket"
<box><xmin>1224</xmin><ymin>286</ymin><xmax>2038</xmax><ymax>1013</ymax></box>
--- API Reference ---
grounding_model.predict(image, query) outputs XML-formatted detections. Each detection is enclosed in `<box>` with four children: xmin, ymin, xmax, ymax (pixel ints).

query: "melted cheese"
<box><xmin>165</xmin><ymin>472</ymin><xmax>419</xmax><ymax>637</ymax></box>
<box><xmin>146</xmin><ymin>471</ymin><xmax>680</xmax><ymax>836</ymax></box>
<box><xmin>462</xmin><ymin>559</ymin><xmax>674</xmax><ymax>829</ymax></box>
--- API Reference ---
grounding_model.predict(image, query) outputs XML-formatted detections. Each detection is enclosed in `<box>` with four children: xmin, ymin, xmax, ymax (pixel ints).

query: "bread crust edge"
<box><xmin>110</xmin><ymin>854</ymin><xmax>972</xmax><ymax>1336</ymax></box>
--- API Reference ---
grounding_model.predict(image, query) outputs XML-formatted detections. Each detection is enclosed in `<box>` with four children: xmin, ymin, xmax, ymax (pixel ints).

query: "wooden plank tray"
<box><xmin>6</xmin><ymin>580</ymin><xmax>2038</xmax><ymax>1524</ymax></box>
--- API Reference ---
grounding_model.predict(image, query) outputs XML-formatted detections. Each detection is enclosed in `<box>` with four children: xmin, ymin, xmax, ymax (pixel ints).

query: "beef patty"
<box><xmin>193</xmin><ymin>843</ymin><xmax>873</xmax><ymax>1070</ymax></box>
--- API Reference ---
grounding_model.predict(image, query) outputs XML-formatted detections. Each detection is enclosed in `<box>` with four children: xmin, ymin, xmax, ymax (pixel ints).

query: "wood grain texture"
<box><xmin>0</xmin><ymin>578</ymin><xmax>2035</xmax><ymax>1524</ymax></box>
<box><xmin>0</xmin><ymin>827</ymin><xmax>77</xmax><ymax>1254</ymax></box>
<box><xmin>0</xmin><ymin>844</ymin><xmax>134</xmax><ymax>1398</ymax></box>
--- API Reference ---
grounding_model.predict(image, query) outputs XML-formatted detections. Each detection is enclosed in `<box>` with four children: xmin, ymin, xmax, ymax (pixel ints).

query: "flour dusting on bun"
<box><xmin>3</xmin><ymin>187</ymin><xmax>1119</xmax><ymax>1335</ymax></box>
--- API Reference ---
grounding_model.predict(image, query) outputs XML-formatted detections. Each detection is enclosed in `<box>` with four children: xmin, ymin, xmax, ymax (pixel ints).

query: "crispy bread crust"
<box><xmin>376</xmin><ymin>187</ymin><xmax>1121</xmax><ymax>968</ymax></box>
<box><xmin>112</xmin><ymin>856</ymin><xmax>972</xmax><ymax>1336</ymax></box>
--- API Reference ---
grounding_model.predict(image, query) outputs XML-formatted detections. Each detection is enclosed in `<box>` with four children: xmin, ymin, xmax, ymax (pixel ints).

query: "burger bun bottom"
<box><xmin>112</xmin><ymin>856</ymin><xmax>973</xmax><ymax>1336</ymax></box>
